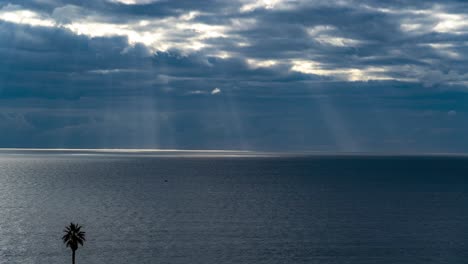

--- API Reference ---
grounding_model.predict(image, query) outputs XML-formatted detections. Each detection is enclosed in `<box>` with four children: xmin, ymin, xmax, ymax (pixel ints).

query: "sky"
<box><xmin>0</xmin><ymin>0</ymin><xmax>468</xmax><ymax>152</ymax></box>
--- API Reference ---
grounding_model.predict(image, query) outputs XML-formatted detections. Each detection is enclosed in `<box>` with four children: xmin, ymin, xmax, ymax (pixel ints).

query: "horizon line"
<box><xmin>0</xmin><ymin>148</ymin><xmax>254</xmax><ymax>153</ymax></box>
<box><xmin>1</xmin><ymin>148</ymin><xmax>468</xmax><ymax>157</ymax></box>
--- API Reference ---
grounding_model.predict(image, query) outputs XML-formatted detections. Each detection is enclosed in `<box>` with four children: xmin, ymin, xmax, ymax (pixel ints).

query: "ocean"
<box><xmin>0</xmin><ymin>150</ymin><xmax>467</xmax><ymax>264</ymax></box>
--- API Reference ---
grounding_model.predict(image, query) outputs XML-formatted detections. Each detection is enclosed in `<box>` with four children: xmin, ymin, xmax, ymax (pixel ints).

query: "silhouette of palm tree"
<box><xmin>62</xmin><ymin>223</ymin><xmax>86</xmax><ymax>264</ymax></box>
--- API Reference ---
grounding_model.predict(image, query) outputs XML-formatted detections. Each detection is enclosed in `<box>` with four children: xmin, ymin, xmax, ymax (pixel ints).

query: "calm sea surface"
<box><xmin>0</xmin><ymin>151</ymin><xmax>467</xmax><ymax>264</ymax></box>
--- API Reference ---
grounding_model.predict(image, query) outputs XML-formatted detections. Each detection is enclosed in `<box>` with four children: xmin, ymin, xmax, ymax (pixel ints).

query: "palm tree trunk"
<box><xmin>72</xmin><ymin>250</ymin><xmax>76</xmax><ymax>264</ymax></box>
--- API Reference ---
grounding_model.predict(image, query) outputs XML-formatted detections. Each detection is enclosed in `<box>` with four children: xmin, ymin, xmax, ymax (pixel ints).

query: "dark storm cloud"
<box><xmin>1</xmin><ymin>0</ymin><xmax>468</xmax><ymax>151</ymax></box>
<box><xmin>224</xmin><ymin>3</ymin><xmax>468</xmax><ymax>86</ymax></box>
<box><xmin>0</xmin><ymin>21</ymin><xmax>317</xmax><ymax>100</ymax></box>
<box><xmin>0</xmin><ymin>22</ymin><xmax>152</xmax><ymax>99</ymax></box>
<box><xmin>0</xmin><ymin>0</ymin><xmax>238</xmax><ymax>23</ymax></box>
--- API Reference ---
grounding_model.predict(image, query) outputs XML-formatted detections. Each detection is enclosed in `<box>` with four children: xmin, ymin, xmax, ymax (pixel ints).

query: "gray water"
<box><xmin>0</xmin><ymin>151</ymin><xmax>467</xmax><ymax>264</ymax></box>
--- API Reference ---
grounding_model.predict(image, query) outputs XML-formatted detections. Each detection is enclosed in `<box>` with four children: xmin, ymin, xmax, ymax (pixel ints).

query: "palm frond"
<box><xmin>62</xmin><ymin>222</ymin><xmax>86</xmax><ymax>250</ymax></box>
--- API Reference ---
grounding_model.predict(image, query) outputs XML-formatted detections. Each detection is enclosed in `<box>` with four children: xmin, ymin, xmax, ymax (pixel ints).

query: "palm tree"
<box><xmin>62</xmin><ymin>223</ymin><xmax>86</xmax><ymax>264</ymax></box>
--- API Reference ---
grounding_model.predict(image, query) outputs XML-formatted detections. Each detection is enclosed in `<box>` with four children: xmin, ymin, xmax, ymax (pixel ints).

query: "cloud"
<box><xmin>211</xmin><ymin>88</ymin><xmax>221</xmax><ymax>95</ymax></box>
<box><xmin>107</xmin><ymin>0</ymin><xmax>159</xmax><ymax>5</ymax></box>
<box><xmin>2</xmin><ymin>0</ymin><xmax>468</xmax><ymax>84</ymax></box>
<box><xmin>187</xmin><ymin>90</ymin><xmax>207</xmax><ymax>95</ymax></box>
<box><xmin>1</xmin><ymin>0</ymin><xmax>468</xmax><ymax>151</ymax></box>
<box><xmin>0</xmin><ymin>4</ymin><xmax>55</xmax><ymax>27</ymax></box>
<box><xmin>448</xmin><ymin>110</ymin><xmax>457</xmax><ymax>116</ymax></box>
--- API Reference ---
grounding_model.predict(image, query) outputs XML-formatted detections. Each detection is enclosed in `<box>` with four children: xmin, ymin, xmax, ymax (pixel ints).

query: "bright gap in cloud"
<box><xmin>0</xmin><ymin>6</ymin><xmax>55</xmax><ymax>27</ymax></box>
<box><xmin>211</xmin><ymin>88</ymin><xmax>221</xmax><ymax>95</ymax></box>
<box><xmin>364</xmin><ymin>4</ymin><xmax>468</xmax><ymax>34</ymax></box>
<box><xmin>422</xmin><ymin>43</ymin><xmax>460</xmax><ymax>59</ymax></box>
<box><xmin>433</xmin><ymin>13</ymin><xmax>468</xmax><ymax>33</ymax></box>
<box><xmin>291</xmin><ymin>60</ymin><xmax>393</xmax><ymax>81</ymax></box>
<box><xmin>240</xmin><ymin>0</ymin><xmax>287</xmax><ymax>12</ymax></box>
<box><xmin>247</xmin><ymin>58</ymin><xmax>278</xmax><ymax>68</ymax></box>
<box><xmin>107</xmin><ymin>0</ymin><xmax>159</xmax><ymax>5</ymax></box>
<box><xmin>307</xmin><ymin>25</ymin><xmax>363</xmax><ymax>47</ymax></box>
<box><xmin>0</xmin><ymin>5</ymin><xmax>231</xmax><ymax>53</ymax></box>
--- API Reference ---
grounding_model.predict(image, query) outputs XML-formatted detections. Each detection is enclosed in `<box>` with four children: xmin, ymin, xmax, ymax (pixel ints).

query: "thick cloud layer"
<box><xmin>0</xmin><ymin>0</ymin><xmax>468</xmax><ymax>152</ymax></box>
